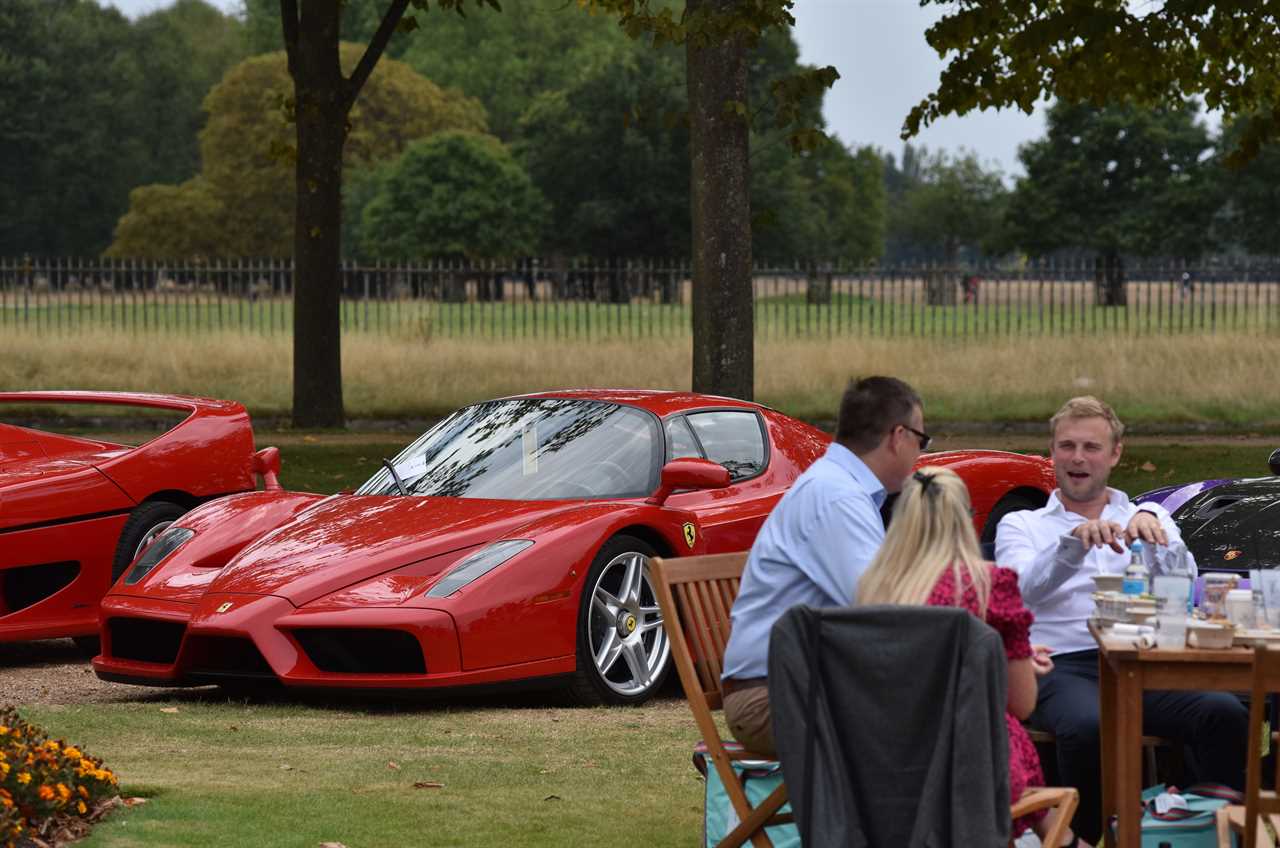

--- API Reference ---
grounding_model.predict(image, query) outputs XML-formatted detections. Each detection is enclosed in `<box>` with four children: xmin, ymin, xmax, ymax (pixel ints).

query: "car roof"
<box><xmin>499</xmin><ymin>389</ymin><xmax>767</xmax><ymax>417</ymax></box>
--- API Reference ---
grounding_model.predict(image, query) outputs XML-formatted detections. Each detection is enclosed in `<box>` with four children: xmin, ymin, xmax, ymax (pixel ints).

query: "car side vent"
<box><xmin>2</xmin><ymin>561</ymin><xmax>79</xmax><ymax>613</ymax></box>
<box><xmin>293</xmin><ymin>628</ymin><xmax>426</xmax><ymax>675</ymax></box>
<box><xmin>1196</xmin><ymin>496</ymin><xmax>1242</xmax><ymax>519</ymax></box>
<box><xmin>107</xmin><ymin>617</ymin><xmax>186</xmax><ymax>664</ymax></box>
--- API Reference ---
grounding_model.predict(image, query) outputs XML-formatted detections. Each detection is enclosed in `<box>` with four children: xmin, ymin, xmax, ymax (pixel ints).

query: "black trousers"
<box><xmin>1029</xmin><ymin>649</ymin><xmax>1249</xmax><ymax>844</ymax></box>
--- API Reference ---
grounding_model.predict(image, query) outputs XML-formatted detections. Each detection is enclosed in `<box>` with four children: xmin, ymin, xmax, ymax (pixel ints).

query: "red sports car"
<box><xmin>0</xmin><ymin>391</ymin><xmax>278</xmax><ymax>649</ymax></box>
<box><xmin>94</xmin><ymin>390</ymin><xmax>1053</xmax><ymax>704</ymax></box>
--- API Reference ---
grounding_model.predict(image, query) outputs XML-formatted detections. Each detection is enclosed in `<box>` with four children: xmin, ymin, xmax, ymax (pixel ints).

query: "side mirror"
<box><xmin>252</xmin><ymin>446</ymin><xmax>282</xmax><ymax>491</ymax></box>
<box><xmin>1270</xmin><ymin>448</ymin><xmax>1280</xmax><ymax>477</ymax></box>
<box><xmin>646</xmin><ymin>458</ymin><xmax>731</xmax><ymax>506</ymax></box>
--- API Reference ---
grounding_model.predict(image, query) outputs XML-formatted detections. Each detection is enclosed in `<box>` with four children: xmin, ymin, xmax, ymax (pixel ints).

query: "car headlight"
<box><xmin>426</xmin><ymin>540</ymin><xmax>533</xmax><ymax>598</ymax></box>
<box><xmin>123</xmin><ymin>528</ymin><xmax>195</xmax><ymax>585</ymax></box>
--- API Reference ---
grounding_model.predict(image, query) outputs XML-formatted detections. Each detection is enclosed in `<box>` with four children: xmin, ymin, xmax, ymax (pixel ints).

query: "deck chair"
<box><xmin>1217</xmin><ymin>644</ymin><xmax>1280</xmax><ymax>848</ymax></box>
<box><xmin>650</xmin><ymin>552</ymin><xmax>792</xmax><ymax>848</ymax></box>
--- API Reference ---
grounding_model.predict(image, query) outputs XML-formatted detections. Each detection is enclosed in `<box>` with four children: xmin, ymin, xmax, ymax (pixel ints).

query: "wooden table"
<box><xmin>1091</xmin><ymin>620</ymin><xmax>1253</xmax><ymax>847</ymax></box>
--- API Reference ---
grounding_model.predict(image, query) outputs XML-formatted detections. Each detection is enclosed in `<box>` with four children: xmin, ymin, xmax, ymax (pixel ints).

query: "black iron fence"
<box><xmin>3</xmin><ymin>256</ymin><xmax>1279</xmax><ymax>339</ymax></box>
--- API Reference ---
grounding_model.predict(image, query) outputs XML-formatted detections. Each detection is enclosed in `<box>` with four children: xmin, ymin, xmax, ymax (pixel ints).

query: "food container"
<box><xmin>1094</xmin><ymin>592</ymin><xmax>1156</xmax><ymax>624</ymax></box>
<box><xmin>1202</xmin><ymin>573</ymin><xmax>1239</xmax><ymax>620</ymax></box>
<box><xmin>1187</xmin><ymin>620</ymin><xmax>1235</xmax><ymax>649</ymax></box>
<box><xmin>1093</xmin><ymin>573</ymin><xmax>1125</xmax><ymax>593</ymax></box>
<box><xmin>1226</xmin><ymin>589</ymin><xmax>1255</xmax><ymax>628</ymax></box>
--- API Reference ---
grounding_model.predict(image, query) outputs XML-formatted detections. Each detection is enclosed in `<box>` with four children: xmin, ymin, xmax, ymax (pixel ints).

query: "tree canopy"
<box><xmin>109</xmin><ymin>44</ymin><xmax>488</xmax><ymax>257</ymax></box>
<box><xmin>360</xmin><ymin>132</ymin><xmax>545</xmax><ymax>260</ymax></box>
<box><xmin>907</xmin><ymin>1</ymin><xmax>1280</xmax><ymax>163</ymax></box>
<box><xmin>0</xmin><ymin>0</ymin><xmax>245</xmax><ymax>256</ymax></box>
<box><xmin>889</xmin><ymin>150</ymin><xmax>1007</xmax><ymax>264</ymax></box>
<box><xmin>1005</xmin><ymin>101</ymin><xmax>1217</xmax><ymax>261</ymax></box>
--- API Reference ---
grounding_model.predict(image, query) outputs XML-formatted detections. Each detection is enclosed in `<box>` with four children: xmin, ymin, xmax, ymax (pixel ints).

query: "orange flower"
<box><xmin>76</xmin><ymin>800</ymin><xmax>87</xmax><ymax>815</ymax></box>
<box><xmin>37</xmin><ymin>785</ymin><xmax>54</xmax><ymax>801</ymax></box>
<box><xmin>15</xmin><ymin>773</ymin><xmax>30</xmax><ymax>786</ymax></box>
<box><xmin>56</xmin><ymin>784</ymin><xmax>70</xmax><ymax>802</ymax></box>
<box><xmin>77</xmin><ymin>786</ymin><xmax>89</xmax><ymax>799</ymax></box>
<box><xmin>63</xmin><ymin>747</ymin><xmax>81</xmax><ymax>760</ymax></box>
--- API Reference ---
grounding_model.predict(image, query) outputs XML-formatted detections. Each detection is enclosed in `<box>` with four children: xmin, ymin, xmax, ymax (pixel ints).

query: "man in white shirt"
<box><xmin>996</xmin><ymin>396</ymin><xmax>1247</xmax><ymax>846</ymax></box>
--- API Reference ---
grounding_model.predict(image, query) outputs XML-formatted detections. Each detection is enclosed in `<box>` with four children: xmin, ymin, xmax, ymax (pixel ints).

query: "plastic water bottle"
<box><xmin>1154</xmin><ymin>548</ymin><xmax>1193</xmax><ymax>649</ymax></box>
<box><xmin>1123</xmin><ymin>540</ymin><xmax>1150</xmax><ymax>596</ymax></box>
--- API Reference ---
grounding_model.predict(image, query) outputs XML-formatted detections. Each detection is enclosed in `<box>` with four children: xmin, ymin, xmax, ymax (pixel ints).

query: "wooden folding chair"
<box><xmin>1217</xmin><ymin>644</ymin><xmax>1280</xmax><ymax>848</ymax></box>
<box><xmin>650</xmin><ymin>552</ymin><xmax>791</xmax><ymax>848</ymax></box>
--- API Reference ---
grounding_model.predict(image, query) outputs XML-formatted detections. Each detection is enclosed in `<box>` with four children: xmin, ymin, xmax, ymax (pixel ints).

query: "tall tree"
<box><xmin>906</xmin><ymin>1</ymin><xmax>1280</xmax><ymax>164</ymax></box>
<box><xmin>890</xmin><ymin>150</ymin><xmax>1006</xmax><ymax>279</ymax></box>
<box><xmin>277</xmin><ymin>0</ymin><xmax>496</xmax><ymax>428</ymax></box>
<box><xmin>580</xmin><ymin>0</ymin><xmax>837</xmax><ymax>400</ymax></box>
<box><xmin>1006</xmin><ymin>101</ymin><xmax>1217</xmax><ymax>304</ymax></box>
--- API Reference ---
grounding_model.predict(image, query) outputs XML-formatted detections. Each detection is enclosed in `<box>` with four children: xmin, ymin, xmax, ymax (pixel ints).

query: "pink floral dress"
<box><xmin>927</xmin><ymin>564</ymin><xmax>1046</xmax><ymax>836</ymax></box>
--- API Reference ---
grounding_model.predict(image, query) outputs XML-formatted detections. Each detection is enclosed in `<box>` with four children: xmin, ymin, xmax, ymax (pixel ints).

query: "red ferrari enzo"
<box><xmin>94</xmin><ymin>390</ymin><xmax>1053</xmax><ymax>704</ymax></box>
<box><xmin>1</xmin><ymin>391</ymin><xmax>278</xmax><ymax>649</ymax></box>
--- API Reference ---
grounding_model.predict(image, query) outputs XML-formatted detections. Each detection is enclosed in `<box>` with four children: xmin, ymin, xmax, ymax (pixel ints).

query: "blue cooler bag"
<box><xmin>693</xmin><ymin>740</ymin><xmax>798</xmax><ymax>848</ymax></box>
<box><xmin>1134</xmin><ymin>783</ymin><xmax>1242</xmax><ymax>848</ymax></box>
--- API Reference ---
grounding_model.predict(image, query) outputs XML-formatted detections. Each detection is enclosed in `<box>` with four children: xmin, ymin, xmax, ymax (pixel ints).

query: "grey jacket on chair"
<box><xmin>768</xmin><ymin>604</ymin><xmax>1011</xmax><ymax>847</ymax></box>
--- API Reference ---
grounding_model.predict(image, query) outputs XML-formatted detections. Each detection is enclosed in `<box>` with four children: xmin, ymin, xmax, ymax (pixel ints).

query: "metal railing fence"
<box><xmin>3</xmin><ymin>256</ymin><xmax>1279</xmax><ymax>340</ymax></box>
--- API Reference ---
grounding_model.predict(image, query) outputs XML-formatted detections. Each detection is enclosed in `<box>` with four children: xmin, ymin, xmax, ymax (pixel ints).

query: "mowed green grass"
<box><xmin>23</xmin><ymin>697</ymin><xmax>706</xmax><ymax>848</ymax></box>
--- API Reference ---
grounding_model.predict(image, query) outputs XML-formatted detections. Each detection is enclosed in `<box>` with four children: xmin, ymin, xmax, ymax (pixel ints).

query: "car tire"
<box><xmin>110</xmin><ymin>500</ymin><xmax>188</xmax><ymax>584</ymax></box>
<box><xmin>980</xmin><ymin>491</ymin><xmax>1046</xmax><ymax>548</ymax></box>
<box><xmin>567</xmin><ymin>534</ymin><xmax>671</xmax><ymax>706</ymax></box>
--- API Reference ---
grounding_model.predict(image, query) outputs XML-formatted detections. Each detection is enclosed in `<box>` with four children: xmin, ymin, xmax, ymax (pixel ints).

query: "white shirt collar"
<box><xmin>1043</xmin><ymin>487</ymin><xmax>1130</xmax><ymax>518</ymax></box>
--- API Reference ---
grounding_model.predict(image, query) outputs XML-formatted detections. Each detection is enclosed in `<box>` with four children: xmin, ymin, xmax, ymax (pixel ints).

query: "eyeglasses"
<box><xmin>901</xmin><ymin>424</ymin><xmax>932</xmax><ymax>452</ymax></box>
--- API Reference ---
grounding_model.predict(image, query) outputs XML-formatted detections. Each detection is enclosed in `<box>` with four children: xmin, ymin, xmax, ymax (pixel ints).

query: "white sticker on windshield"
<box><xmin>522</xmin><ymin>423</ymin><xmax>538</xmax><ymax>475</ymax></box>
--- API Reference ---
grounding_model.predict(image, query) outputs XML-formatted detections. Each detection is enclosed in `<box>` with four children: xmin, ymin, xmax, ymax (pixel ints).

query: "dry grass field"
<box><xmin>4</xmin><ymin>327</ymin><xmax>1278</xmax><ymax>427</ymax></box>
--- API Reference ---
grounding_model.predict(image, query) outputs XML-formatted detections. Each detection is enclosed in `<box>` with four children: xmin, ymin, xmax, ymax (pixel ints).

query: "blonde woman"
<box><xmin>858</xmin><ymin>466</ymin><xmax>1073</xmax><ymax>845</ymax></box>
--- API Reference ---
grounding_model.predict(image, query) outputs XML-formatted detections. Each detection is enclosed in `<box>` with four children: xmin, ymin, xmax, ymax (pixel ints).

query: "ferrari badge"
<box><xmin>682</xmin><ymin>523</ymin><xmax>697</xmax><ymax>549</ymax></box>
<box><xmin>216</xmin><ymin>602</ymin><xmax>234</xmax><ymax>613</ymax></box>
<box><xmin>1225</xmin><ymin>550</ymin><xmax>1242</xmax><ymax>561</ymax></box>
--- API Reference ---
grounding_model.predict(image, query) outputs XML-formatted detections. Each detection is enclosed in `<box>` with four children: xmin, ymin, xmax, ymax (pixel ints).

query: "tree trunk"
<box><xmin>1094</xmin><ymin>251</ymin><xmax>1127</xmax><ymax>306</ymax></box>
<box><xmin>806</xmin><ymin>262</ymin><xmax>833</xmax><ymax>305</ymax></box>
<box><xmin>925</xmin><ymin>242</ymin><xmax>959</xmax><ymax>305</ymax></box>
<box><xmin>290</xmin><ymin>1</ymin><xmax>346</xmax><ymax>429</ymax></box>
<box><xmin>687</xmin><ymin>0</ymin><xmax>753</xmax><ymax>400</ymax></box>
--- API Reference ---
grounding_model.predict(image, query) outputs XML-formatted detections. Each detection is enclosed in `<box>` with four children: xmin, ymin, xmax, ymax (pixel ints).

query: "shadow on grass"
<box><xmin>1</xmin><ymin>637</ymin><xmax>686</xmax><ymax>712</ymax></box>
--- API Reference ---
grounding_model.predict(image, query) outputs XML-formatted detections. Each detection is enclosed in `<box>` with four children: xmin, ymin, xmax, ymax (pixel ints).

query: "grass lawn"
<box><xmin>22</xmin><ymin>696</ymin><xmax>707</xmax><ymax>848</ymax></box>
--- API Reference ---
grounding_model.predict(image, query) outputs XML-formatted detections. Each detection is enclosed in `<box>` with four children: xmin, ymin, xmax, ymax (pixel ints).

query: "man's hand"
<box><xmin>1125</xmin><ymin>510</ymin><xmax>1168</xmax><ymax>546</ymax></box>
<box><xmin>1031</xmin><ymin>644</ymin><xmax>1054</xmax><ymax>677</ymax></box>
<box><xmin>1071</xmin><ymin>519</ymin><xmax>1126</xmax><ymax>552</ymax></box>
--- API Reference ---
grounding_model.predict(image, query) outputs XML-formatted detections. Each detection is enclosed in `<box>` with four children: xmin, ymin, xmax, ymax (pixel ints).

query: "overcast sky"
<box><xmin>101</xmin><ymin>0</ymin><xmax>1048</xmax><ymax>177</ymax></box>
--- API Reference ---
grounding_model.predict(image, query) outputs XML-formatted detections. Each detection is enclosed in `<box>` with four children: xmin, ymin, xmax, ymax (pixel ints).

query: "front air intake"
<box><xmin>183</xmin><ymin>636</ymin><xmax>275</xmax><ymax>679</ymax></box>
<box><xmin>107</xmin><ymin>618</ymin><xmax>186</xmax><ymax>664</ymax></box>
<box><xmin>292</xmin><ymin>628</ymin><xmax>426</xmax><ymax>675</ymax></box>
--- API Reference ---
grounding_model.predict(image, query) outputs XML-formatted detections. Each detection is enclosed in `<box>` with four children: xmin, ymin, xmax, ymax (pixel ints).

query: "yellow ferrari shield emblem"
<box><xmin>1225</xmin><ymin>550</ymin><xmax>1242</xmax><ymax>561</ymax></box>
<box><xmin>216</xmin><ymin>602</ymin><xmax>233</xmax><ymax>614</ymax></box>
<box><xmin>682</xmin><ymin>523</ymin><xmax>697</xmax><ymax>549</ymax></box>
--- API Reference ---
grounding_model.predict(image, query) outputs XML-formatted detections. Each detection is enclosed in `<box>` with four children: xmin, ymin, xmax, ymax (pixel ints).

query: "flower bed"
<box><xmin>0</xmin><ymin>706</ymin><xmax>119</xmax><ymax>848</ymax></box>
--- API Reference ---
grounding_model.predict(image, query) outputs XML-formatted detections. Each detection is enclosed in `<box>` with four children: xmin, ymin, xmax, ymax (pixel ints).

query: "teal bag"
<box><xmin>693</xmin><ymin>740</ymin><xmax>798</xmax><ymax>848</ymax></box>
<box><xmin>1136</xmin><ymin>783</ymin><xmax>1242</xmax><ymax>848</ymax></box>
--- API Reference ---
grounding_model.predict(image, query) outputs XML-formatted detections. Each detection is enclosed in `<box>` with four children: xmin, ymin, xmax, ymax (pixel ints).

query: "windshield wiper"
<box><xmin>382</xmin><ymin>458</ymin><xmax>408</xmax><ymax>496</ymax></box>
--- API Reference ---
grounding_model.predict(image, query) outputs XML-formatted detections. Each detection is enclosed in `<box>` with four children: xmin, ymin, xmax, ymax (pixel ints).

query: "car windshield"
<box><xmin>356</xmin><ymin>398</ymin><xmax>662</xmax><ymax>500</ymax></box>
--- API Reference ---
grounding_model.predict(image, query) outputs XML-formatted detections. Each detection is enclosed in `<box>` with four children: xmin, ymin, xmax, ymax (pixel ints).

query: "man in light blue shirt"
<box><xmin>721</xmin><ymin>376</ymin><xmax>927</xmax><ymax>755</ymax></box>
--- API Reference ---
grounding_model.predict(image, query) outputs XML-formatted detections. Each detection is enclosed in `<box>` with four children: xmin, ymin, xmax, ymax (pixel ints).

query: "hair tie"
<box><xmin>913</xmin><ymin>470</ymin><xmax>937</xmax><ymax>494</ymax></box>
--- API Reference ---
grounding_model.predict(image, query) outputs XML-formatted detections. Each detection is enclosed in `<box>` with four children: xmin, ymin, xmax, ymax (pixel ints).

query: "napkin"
<box><xmin>1110</xmin><ymin>623</ymin><xmax>1157</xmax><ymax>648</ymax></box>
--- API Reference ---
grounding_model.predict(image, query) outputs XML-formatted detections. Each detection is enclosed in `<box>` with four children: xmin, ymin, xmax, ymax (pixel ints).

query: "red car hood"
<box><xmin>209</xmin><ymin>495</ymin><xmax>581</xmax><ymax>606</ymax></box>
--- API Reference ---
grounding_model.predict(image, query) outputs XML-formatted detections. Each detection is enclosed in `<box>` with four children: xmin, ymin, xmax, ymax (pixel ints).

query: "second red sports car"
<box><xmin>93</xmin><ymin>390</ymin><xmax>1053</xmax><ymax>704</ymax></box>
<box><xmin>1</xmin><ymin>391</ymin><xmax>278</xmax><ymax>649</ymax></box>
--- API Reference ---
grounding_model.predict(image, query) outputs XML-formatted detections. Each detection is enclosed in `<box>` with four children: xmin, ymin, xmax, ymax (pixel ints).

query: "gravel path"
<box><xmin>0</xmin><ymin>640</ymin><xmax>207</xmax><ymax>706</ymax></box>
